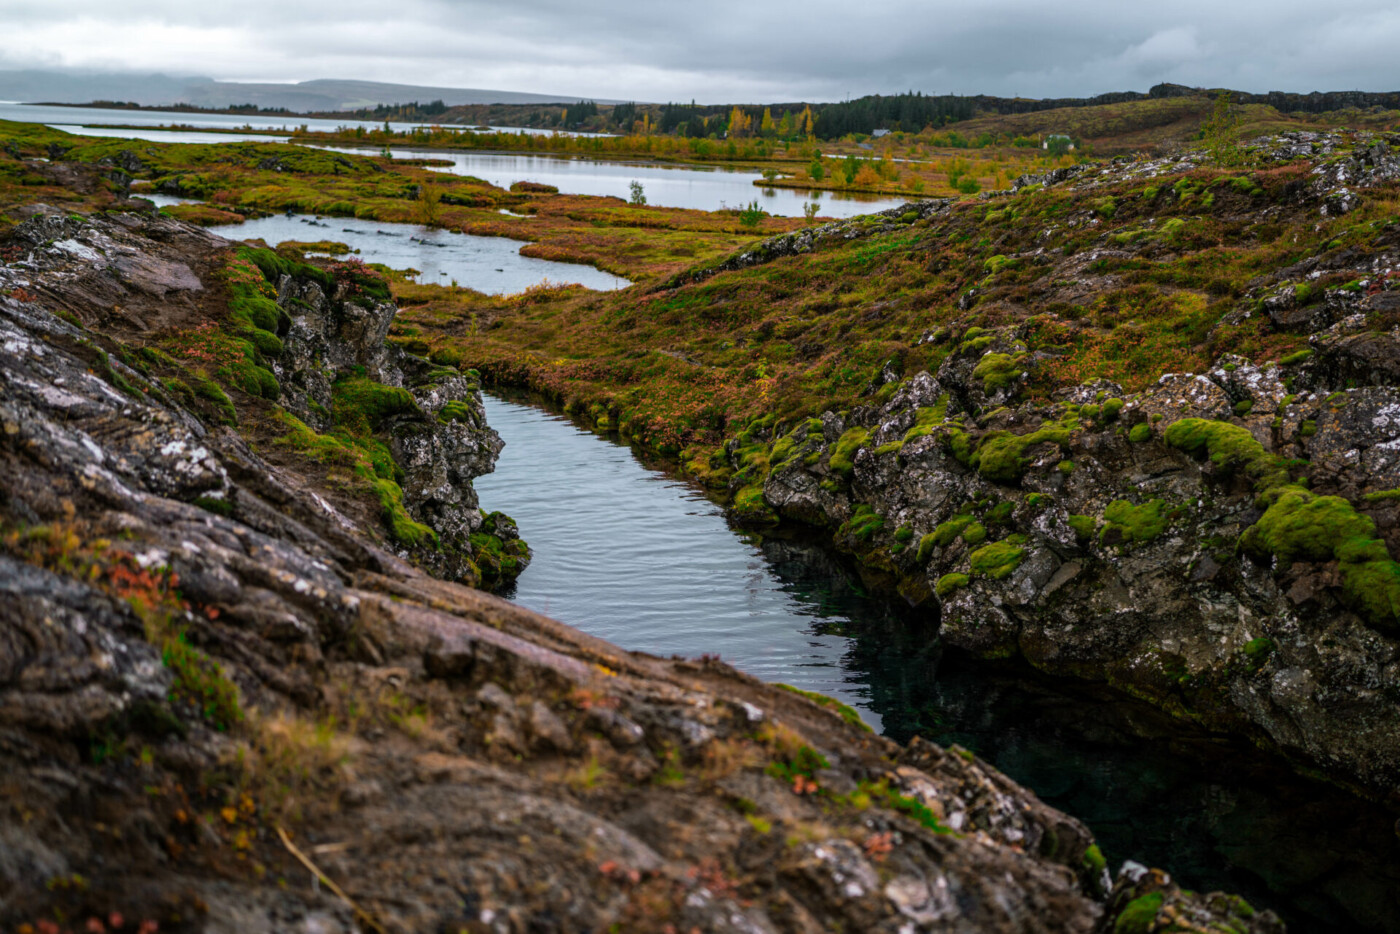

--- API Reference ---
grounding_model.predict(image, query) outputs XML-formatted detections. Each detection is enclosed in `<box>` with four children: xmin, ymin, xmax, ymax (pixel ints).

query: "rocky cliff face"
<box><xmin>0</xmin><ymin>206</ymin><xmax>524</xmax><ymax>587</ymax></box>
<box><xmin>730</xmin><ymin>133</ymin><xmax>1400</xmax><ymax>805</ymax></box>
<box><xmin>0</xmin><ymin>211</ymin><xmax>1278</xmax><ymax>930</ymax></box>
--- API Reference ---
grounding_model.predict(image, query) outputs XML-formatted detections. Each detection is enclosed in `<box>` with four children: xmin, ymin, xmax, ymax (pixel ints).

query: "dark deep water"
<box><xmin>474</xmin><ymin>392</ymin><xmax>1400</xmax><ymax>934</ymax></box>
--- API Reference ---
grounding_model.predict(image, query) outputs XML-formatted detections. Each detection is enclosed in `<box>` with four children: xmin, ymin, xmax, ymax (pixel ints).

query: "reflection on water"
<box><xmin>477</xmin><ymin>390</ymin><xmax>1400</xmax><ymax>934</ymax></box>
<box><xmin>321</xmin><ymin>146</ymin><xmax>910</xmax><ymax>218</ymax></box>
<box><xmin>210</xmin><ymin>213</ymin><xmax>628</xmax><ymax>295</ymax></box>
<box><xmin>476</xmin><ymin>394</ymin><xmax>884</xmax><ymax>728</ymax></box>
<box><xmin>0</xmin><ymin>102</ymin><xmax>908</xmax><ymax>219</ymax></box>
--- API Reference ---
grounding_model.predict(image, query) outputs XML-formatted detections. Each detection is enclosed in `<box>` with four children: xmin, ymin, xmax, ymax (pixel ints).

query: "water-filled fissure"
<box><xmin>475</xmin><ymin>391</ymin><xmax>1400</xmax><ymax>934</ymax></box>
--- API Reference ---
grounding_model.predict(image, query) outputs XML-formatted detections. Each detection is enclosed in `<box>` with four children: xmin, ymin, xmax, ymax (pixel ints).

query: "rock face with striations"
<box><xmin>0</xmin><ymin>211</ymin><xmax>1276</xmax><ymax>931</ymax></box>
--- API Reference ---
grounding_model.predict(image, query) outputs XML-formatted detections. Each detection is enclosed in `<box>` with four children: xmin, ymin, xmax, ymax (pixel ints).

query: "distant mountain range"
<box><xmin>0</xmin><ymin>70</ymin><xmax>618</xmax><ymax>110</ymax></box>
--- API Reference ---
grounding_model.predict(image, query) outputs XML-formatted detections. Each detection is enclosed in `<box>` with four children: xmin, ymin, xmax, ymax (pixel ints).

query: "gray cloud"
<box><xmin>1</xmin><ymin>0</ymin><xmax>1398</xmax><ymax>102</ymax></box>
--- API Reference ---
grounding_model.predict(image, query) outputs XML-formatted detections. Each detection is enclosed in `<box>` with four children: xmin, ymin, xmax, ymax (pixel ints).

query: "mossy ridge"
<box><xmin>774</xmin><ymin>683</ymin><xmax>873</xmax><ymax>733</ymax></box>
<box><xmin>1168</xmin><ymin>417</ymin><xmax>1400</xmax><ymax>630</ymax></box>
<box><xmin>1242</xmin><ymin>487</ymin><xmax>1400</xmax><ymax>630</ymax></box>
<box><xmin>968</xmin><ymin>418</ymin><xmax>1076</xmax><ymax>484</ymax></box>
<box><xmin>1163</xmin><ymin>418</ymin><xmax>1291</xmax><ymax>492</ymax></box>
<box><xmin>271</xmin><ymin>409</ymin><xmax>437</xmax><ymax>549</ymax></box>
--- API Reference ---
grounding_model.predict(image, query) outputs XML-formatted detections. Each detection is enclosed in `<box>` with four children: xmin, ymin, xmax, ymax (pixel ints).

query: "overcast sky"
<box><xmin>4</xmin><ymin>0</ymin><xmax>1400</xmax><ymax>102</ymax></box>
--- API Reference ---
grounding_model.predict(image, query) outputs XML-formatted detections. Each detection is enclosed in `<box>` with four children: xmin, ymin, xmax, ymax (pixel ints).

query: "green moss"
<box><xmin>1082</xmin><ymin>844</ymin><xmax>1107</xmax><ymax>876</ymax></box>
<box><xmin>1101</xmin><ymin>499</ymin><xmax>1169</xmax><ymax>544</ymax></box>
<box><xmin>1242</xmin><ymin>487</ymin><xmax>1400</xmax><ymax>630</ymax></box>
<box><xmin>162</xmin><ymin>632</ymin><xmax>242</xmax><ymax>731</ymax></box>
<box><xmin>971</xmin><ymin>352</ymin><xmax>1028</xmax><ymax>393</ymax></box>
<box><xmin>961</xmin><ymin>522</ymin><xmax>988</xmax><ymax>545</ymax></box>
<box><xmin>468</xmin><ymin>521</ymin><xmax>531</xmax><ymax>584</ymax></box>
<box><xmin>1102</xmin><ymin>398</ymin><xmax>1124</xmax><ymax>420</ymax></box>
<box><xmin>894</xmin><ymin>524</ymin><xmax>914</xmax><ymax>543</ymax></box>
<box><xmin>193</xmin><ymin>495</ymin><xmax>233</xmax><ymax>517</ymax></box>
<box><xmin>1164</xmin><ymin>418</ymin><xmax>1291</xmax><ymax>491</ymax></box>
<box><xmin>1280</xmin><ymin>348</ymin><xmax>1313</xmax><ymax>366</ymax></box>
<box><xmin>238</xmin><ymin>326</ymin><xmax>284</xmax><ymax>357</ymax></box>
<box><xmin>437</xmin><ymin>400</ymin><xmax>475</xmax><ymax>423</ymax></box>
<box><xmin>841</xmin><ymin>503</ymin><xmax>885</xmax><ymax>541</ymax></box>
<box><xmin>1242</xmin><ymin>637</ymin><xmax>1274</xmax><ymax>670</ymax></box>
<box><xmin>191</xmin><ymin>376</ymin><xmax>237</xmax><ymax>425</ymax></box>
<box><xmin>333</xmin><ymin>373</ymin><xmax>418</xmax><ymax>434</ymax></box>
<box><xmin>373</xmin><ymin>477</ymin><xmax>438</xmax><ymax>548</ymax></box>
<box><xmin>775</xmin><ymin>684</ymin><xmax>872</xmax><ymax>732</ymax></box>
<box><xmin>1068</xmin><ymin>515</ymin><xmax>1097</xmax><ymax>540</ymax></box>
<box><xmin>902</xmin><ymin>399</ymin><xmax>950</xmax><ymax>443</ymax></box>
<box><xmin>935</xmin><ymin>572</ymin><xmax>970</xmax><ymax>597</ymax></box>
<box><xmin>829</xmin><ymin>426</ymin><xmax>870</xmax><ymax>477</ymax></box>
<box><xmin>1113</xmin><ymin>892</ymin><xmax>1164</xmax><ymax>934</ymax></box>
<box><xmin>861</xmin><ymin>779</ymin><xmax>952</xmax><ymax>834</ymax></box>
<box><xmin>985</xmin><ymin>501</ymin><xmax>1014</xmax><ymax>526</ymax></box>
<box><xmin>971</xmin><ymin>422</ymin><xmax>1073</xmax><ymax>484</ymax></box>
<box><xmin>969</xmin><ymin>538</ymin><xmax>1027</xmax><ymax>580</ymax></box>
<box><xmin>1128</xmin><ymin>423</ymin><xmax>1152</xmax><ymax>443</ymax></box>
<box><xmin>732</xmin><ymin>484</ymin><xmax>778</xmax><ymax>525</ymax></box>
<box><xmin>1057</xmin><ymin>460</ymin><xmax>1075</xmax><ymax>474</ymax></box>
<box><xmin>915</xmin><ymin>532</ymin><xmax>939</xmax><ymax>564</ymax></box>
<box><xmin>931</xmin><ymin>515</ymin><xmax>973</xmax><ymax>547</ymax></box>
<box><xmin>1233</xmin><ymin>399</ymin><xmax>1254</xmax><ymax>417</ymax></box>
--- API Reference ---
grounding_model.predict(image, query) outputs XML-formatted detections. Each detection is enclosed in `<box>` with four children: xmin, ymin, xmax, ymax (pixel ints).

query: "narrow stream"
<box><xmin>475</xmin><ymin>391</ymin><xmax>1400</xmax><ymax>934</ymax></box>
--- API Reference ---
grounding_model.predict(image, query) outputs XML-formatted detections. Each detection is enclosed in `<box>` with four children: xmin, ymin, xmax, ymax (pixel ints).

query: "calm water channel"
<box><xmin>476</xmin><ymin>392</ymin><xmax>1400</xmax><ymax>934</ymax></box>
<box><xmin>0</xmin><ymin>102</ymin><xmax>908</xmax><ymax>217</ymax></box>
<box><xmin>210</xmin><ymin>213</ymin><xmax>629</xmax><ymax>294</ymax></box>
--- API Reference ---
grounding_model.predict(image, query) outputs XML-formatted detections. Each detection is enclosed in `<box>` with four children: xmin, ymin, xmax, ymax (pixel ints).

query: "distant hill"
<box><xmin>0</xmin><ymin>70</ymin><xmax>614</xmax><ymax>109</ymax></box>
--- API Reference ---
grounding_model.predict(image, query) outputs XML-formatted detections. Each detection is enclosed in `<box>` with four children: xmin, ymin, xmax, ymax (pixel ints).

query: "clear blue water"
<box><xmin>475</xmin><ymin>391</ymin><xmax>1400</xmax><ymax>934</ymax></box>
